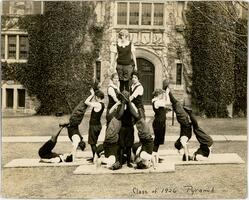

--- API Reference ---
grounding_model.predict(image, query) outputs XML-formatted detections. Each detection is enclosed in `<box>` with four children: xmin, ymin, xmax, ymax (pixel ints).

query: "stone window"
<box><xmin>1</xmin><ymin>36</ymin><xmax>5</xmax><ymax>59</ymax></box>
<box><xmin>95</xmin><ymin>61</ymin><xmax>101</xmax><ymax>82</ymax></box>
<box><xmin>19</xmin><ymin>36</ymin><xmax>29</xmax><ymax>59</ymax></box>
<box><xmin>116</xmin><ymin>2</ymin><xmax>164</xmax><ymax>27</ymax></box>
<box><xmin>117</xmin><ymin>2</ymin><xmax>127</xmax><ymax>25</ymax></box>
<box><xmin>176</xmin><ymin>63</ymin><xmax>183</xmax><ymax>85</ymax></box>
<box><xmin>2</xmin><ymin>84</ymin><xmax>27</xmax><ymax>110</ymax></box>
<box><xmin>129</xmin><ymin>3</ymin><xmax>139</xmax><ymax>25</ymax></box>
<box><xmin>141</xmin><ymin>3</ymin><xmax>151</xmax><ymax>25</ymax></box>
<box><xmin>154</xmin><ymin>3</ymin><xmax>164</xmax><ymax>25</ymax></box>
<box><xmin>18</xmin><ymin>89</ymin><xmax>26</xmax><ymax>107</ymax></box>
<box><xmin>2</xmin><ymin>34</ymin><xmax>29</xmax><ymax>61</ymax></box>
<box><xmin>2</xmin><ymin>1</ymin><xmax>43</xmax><ymax>15</ymax></box>
<box><xmin>6</xmin><ymin>88</ymin><xmax>14</xmax><ymax>108</ymax></box>
<box><xmin>8</xmin><ymin>35</ymin><xmax>16</xmax><ymax>59</ymax></box>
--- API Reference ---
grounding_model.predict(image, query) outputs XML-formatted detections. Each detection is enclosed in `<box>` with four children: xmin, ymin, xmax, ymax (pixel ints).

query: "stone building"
<box><xmin>1</xmin><ymin>1</ymin><xmax>246</xmax><ymax>114</ymax></box>
<box><xmin>1</xmin><ymin>1</ymin><xmax>44</xmax><ymax>114</ymax></box>
<box><xmin>96</xmin><ymin>1</ymin><xmax>191</xmax><ymax>106</ymax></box>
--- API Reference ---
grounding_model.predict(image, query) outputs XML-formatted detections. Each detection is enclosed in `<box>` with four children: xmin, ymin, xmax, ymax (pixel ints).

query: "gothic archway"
<box><xmin>136</xmin><ymin>47</ymin><xmax>164</xmax><ymax>104</ymax></box>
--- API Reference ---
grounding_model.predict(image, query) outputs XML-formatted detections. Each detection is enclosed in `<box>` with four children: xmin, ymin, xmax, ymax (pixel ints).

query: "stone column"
<box><xmin>2</xmin><ymin>85</ymin><xmax>6</xmax><ymax>109</ymax></box>
<box><xmin>13</xmin><ymin>86</ymin><xmax>18</xmax><ymax>110</ymax></box>
<box><xmin>5</xmin><ymin>35</ymin><xmax>8</xmax><ymax>60</ymax></box>
<box><xmin>16</xmin><ymin>35</ymin><xmax>20</xmax><ymax>60</ymax></box>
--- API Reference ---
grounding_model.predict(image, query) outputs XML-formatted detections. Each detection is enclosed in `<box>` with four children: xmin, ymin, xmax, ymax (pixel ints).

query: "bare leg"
<box><xmin>180</xmin><ymin>136</ymin><xmax>190</xmax><ymax>161</ymax></box>
<box><xmin>71</xmin><ymin>134</ymin><xmax>81</xmax><ymax>161</ymax></box>
<box><xmin>119</xmin><ymin>148</ymin><xmax>124</xmax><ymax>165</ymax></box>
<box><xmin>51</xmin><ymin>126</ymin><xmax>64</xmax><ymax>142</ymax></box>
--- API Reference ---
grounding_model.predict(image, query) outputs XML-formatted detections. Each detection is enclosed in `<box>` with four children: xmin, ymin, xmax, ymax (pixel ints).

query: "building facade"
<box><xmin>95</xmin><ymin>1</ymin><xmax>191</xmax><ymax>105</ymax></box>
<box><xmin>1</xmin><ymin>1</ymin><xmax>43</xmax><ymax>114</ymax></box>
<box><xmin>3</xmin><ymin>1</ymin><xmax>245</xmax><ymax>114</ymax></box>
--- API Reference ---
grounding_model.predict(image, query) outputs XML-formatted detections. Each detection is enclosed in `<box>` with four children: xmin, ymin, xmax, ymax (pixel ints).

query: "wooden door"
<box><xmin>136</xmin><ymin>58</ymin><xmax>154</xmax><ymax>104</ymax></box>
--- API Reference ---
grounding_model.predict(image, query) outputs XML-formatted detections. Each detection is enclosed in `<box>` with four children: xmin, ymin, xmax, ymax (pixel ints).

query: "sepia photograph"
<box><xmin>1</xmin><ymin>0</ymin><xmax>247</xmax><ymax>199</ymax></box>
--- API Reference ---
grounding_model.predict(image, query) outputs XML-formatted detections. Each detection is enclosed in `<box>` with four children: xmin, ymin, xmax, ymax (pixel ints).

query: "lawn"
<box><xmin>2</xmin><ymin>115</ymin><xmax>247</xmax><ymax>199</ymax></box>
<box><xmin>2</xmin><ymin>115</ymin><xmax>247</xmax><ymax>136</ymax></box>
<box><xmin>1</xmin><ymin>141</ymin><xmax>247</xmax><ymax>199</ymax></box>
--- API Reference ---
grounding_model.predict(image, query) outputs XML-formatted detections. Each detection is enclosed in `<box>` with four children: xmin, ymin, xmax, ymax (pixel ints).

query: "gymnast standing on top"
<box><xmin>110</xmin><ymin>29</ymin><xmax>137</xmax><ymax>92</ymax></box>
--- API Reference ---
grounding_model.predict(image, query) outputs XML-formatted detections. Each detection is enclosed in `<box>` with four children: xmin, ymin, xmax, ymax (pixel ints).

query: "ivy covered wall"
<box><xmin>233</xmin><ymin>18</ymin><xmax>247</xmax><ymax>117</ymax></box>
<box><xmin>17</xmin><ymin>1</ymin><xmax>104</xmax><ymax>114</ymax></box>
<box><xmin>185</xmin><ymin>2</ymin><xmax>240</xmax><ymax>117</ymax></box>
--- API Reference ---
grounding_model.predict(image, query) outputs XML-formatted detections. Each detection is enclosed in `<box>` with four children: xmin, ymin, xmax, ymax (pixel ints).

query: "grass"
<box><xmin>1</xmin><ymin>115</ymin><xmax>247</xmax><ymax>198</ymax></box>
<box><xmin>1</xmin><ymin>141</ymin><xmax>247</xmax><ymax>199</ymax></box>
<box><xmin>2</xmin><ymin>165</ymin><xmax>246</xmax><ymax>199</ymax></box>
<box><xmin>2</xmin><ymin>115</ymin><xmax>247</xmax><ymax>136</ymax></box>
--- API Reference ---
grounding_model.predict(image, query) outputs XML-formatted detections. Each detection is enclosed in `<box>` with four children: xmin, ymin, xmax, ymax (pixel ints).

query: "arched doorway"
<box><xmin>137</xmin><ymin>58</ymin><xmax>154</xmax><ymax>104</ymax></box>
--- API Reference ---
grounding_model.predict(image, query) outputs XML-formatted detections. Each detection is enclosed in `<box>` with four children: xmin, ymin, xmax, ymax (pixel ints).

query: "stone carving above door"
<box><xmin>130</xmin><ymin>31</ymin><xmax>164</xmax><ymax>46</ymax></box>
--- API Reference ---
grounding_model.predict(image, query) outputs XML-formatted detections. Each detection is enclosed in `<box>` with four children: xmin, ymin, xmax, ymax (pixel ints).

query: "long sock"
<box><xmin>119</xmin><ymin>148</ymin><xmax>124</xmax><ymax>165</ymax></box>
<box><xmin>126</xmin><ymin>148</ymin><xmax>131</xmax><ymax>165</ymax></box>
<box><xmin>91</xmin><ymin>144</ymin><xmax>97</xmax><ymax>159</ymax></box>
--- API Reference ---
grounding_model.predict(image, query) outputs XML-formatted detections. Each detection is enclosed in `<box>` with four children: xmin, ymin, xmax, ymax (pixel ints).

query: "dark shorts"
<box><xmin>132</xmin><ymin>139</ymin><xmax>153</xmax><ymax>156</ymax></box>
<box><xmin>103</xmin><ymin>142</ymin><xmax>119</xmax><ymax>158</ymax></box>
<box><xmin>119</xmin><ymin>126</ymin><xmax>134</xmax><ymax>148</ymax></box>
<box><xmin>180</xmin><ymin>124</ymin><xmax>192</xmax><ymax>140</ymax></box>
<box><xmin>38</xmin><ymin>139</ymin><xmax>60</xmax><ymax>159</ymax></box>
<box><xmin>153</xmin><ymin>120</ymin><xmax>166</xmax><ymax>145</ymax></box>
<box><xmin>174</xmin><ymin>137</ymin><xmax>182</xmax><ymax>150</ymax></box>
<box><xmin>67</xmin><ymin>125</ymin><xmax>83</xmax><ymax>142</ymax></box>
<box><xmin>88</xmin><ymin>124</ymin><xmax>102</xmax><ymax>145</ymax></box>
<box><xmin>116</xmin><ymin>64</ymin><xmax>133</xmax><ymax>81</ymax></box>
<box><xmin>140</xmin><ymin>138</ymin><xmax>154</xmax><ymax>155</ymax></box>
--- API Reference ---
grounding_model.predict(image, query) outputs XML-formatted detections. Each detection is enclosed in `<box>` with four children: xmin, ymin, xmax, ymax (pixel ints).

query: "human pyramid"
<box><xmin>38</xmin><ymin>29</ymin><xmax>213</xmax><ymax>171</ymax></box>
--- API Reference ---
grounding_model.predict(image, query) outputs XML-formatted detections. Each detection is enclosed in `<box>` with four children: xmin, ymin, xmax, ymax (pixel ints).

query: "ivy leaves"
<box><xmin>185</xmin><ymin>2</ymin><xmax>245</xmax><ymax>117</ymax></box>
<box><xmin>16</xmin><ymin>1</ymin><xmax>104</xmax><ymax>115</ymax></box>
